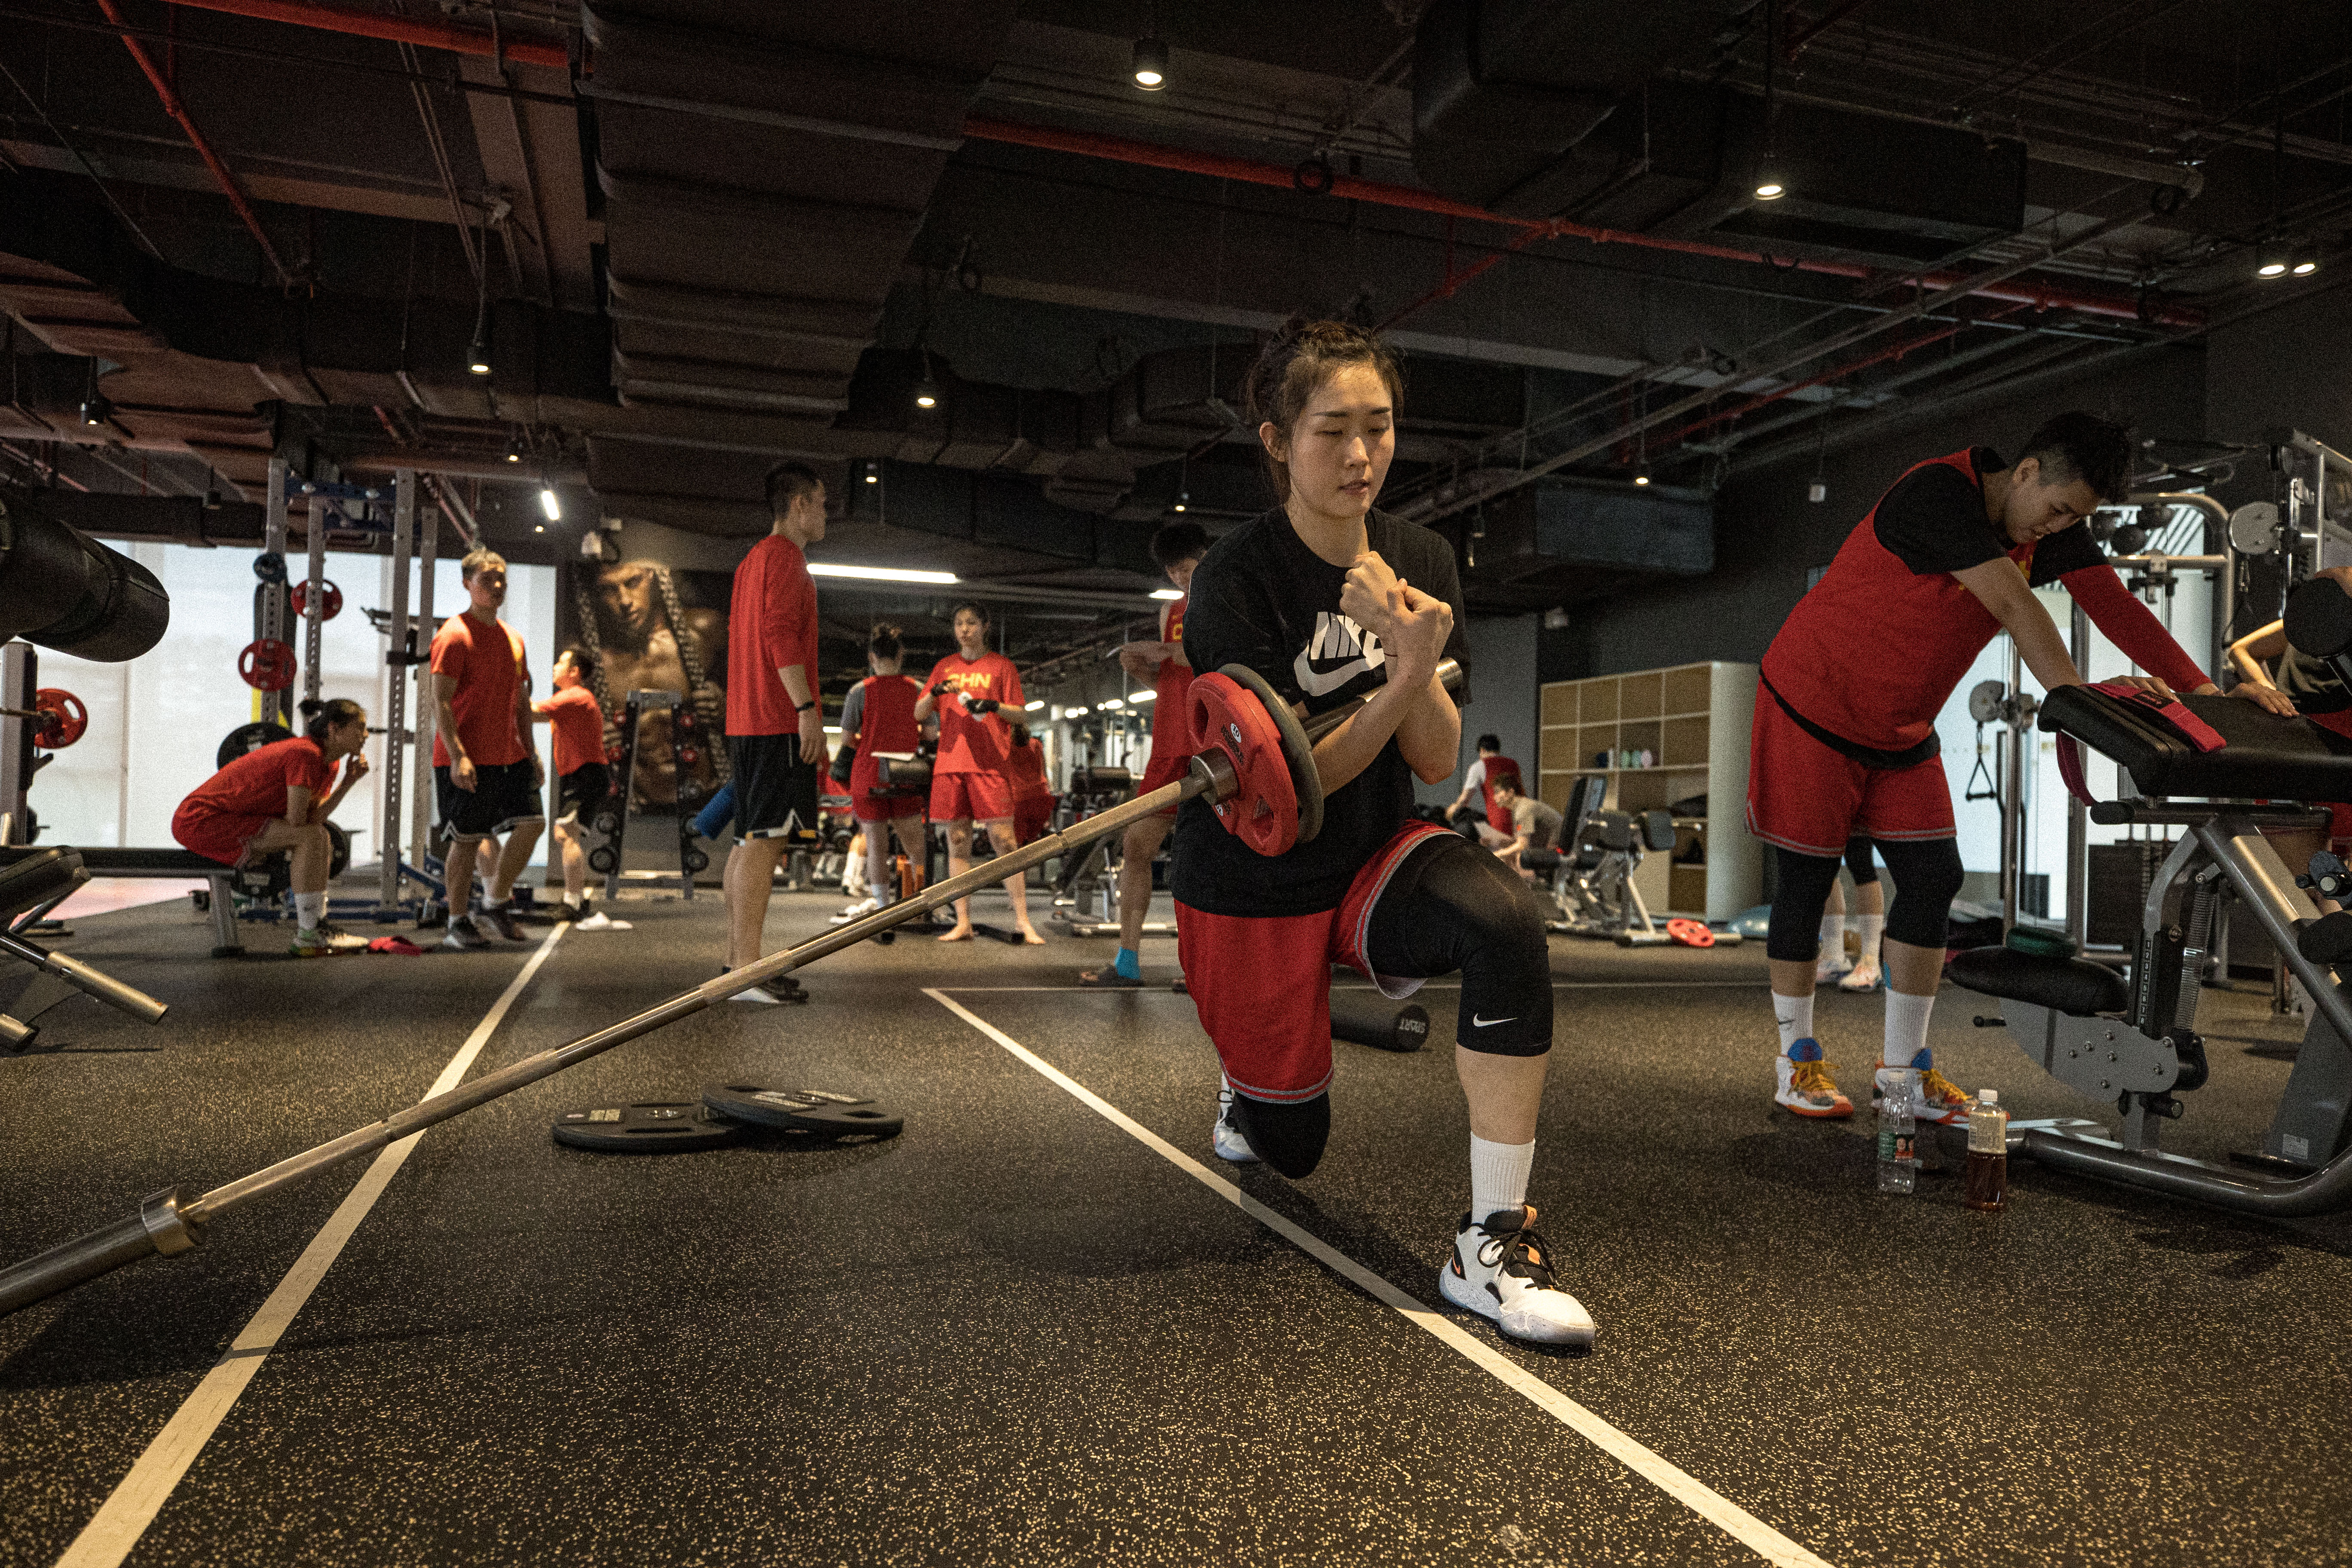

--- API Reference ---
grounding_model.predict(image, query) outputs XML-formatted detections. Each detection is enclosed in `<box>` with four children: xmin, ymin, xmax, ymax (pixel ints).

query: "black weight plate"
<box><xmin>217</xmin><ymin>720</ymin><xmax>294</xmax><ymax>771</ymax></box>
<box><xmin>701</xmin><ymin>1084</ymin><xmax>904</xmax><ymax>1139</ymax></box>
<box><xmin>587</xmin><ymin>846</ymin><xmax>617</xmax><ymax>874</ymax></box>
<box><xmin>552</xmin><ymin>1102</ymin><xmax>748</xmax><ymax>1152</ymax></box>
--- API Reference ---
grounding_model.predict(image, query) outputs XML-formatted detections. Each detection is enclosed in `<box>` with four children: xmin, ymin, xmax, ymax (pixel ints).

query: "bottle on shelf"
<box><xmin>1965</xmin><ymin>1089</ymin><xmax>2009</xmax><ymax>1211</ymax></box>
<box><xmin>1876</xmin><ymin>1069</ymin><xmax>1919</xmax><ymax>1195</ymax></box>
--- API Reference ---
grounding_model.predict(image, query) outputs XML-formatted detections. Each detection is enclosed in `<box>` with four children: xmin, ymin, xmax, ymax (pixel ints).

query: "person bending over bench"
<box><xmin>171</xmin><ymin>697</ymin><xmax>371</xmax><ymax>957</ymax></box>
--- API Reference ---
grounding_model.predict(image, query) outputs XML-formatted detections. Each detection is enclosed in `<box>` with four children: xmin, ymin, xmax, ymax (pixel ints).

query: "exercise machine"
<box><xmin>590</xmin><ymin>689</ymin><xmax>709</xmax><ymax>902</ymax></box>
<box><xmin>0</xmin><ymin>660</ymin><xmax>1460</xmax><ymax>1316</ymax></box>
<box><xmin>1951</xmin><ymin>618</ymin><xmax>2352</xmax><ymax>1214</ymax></box>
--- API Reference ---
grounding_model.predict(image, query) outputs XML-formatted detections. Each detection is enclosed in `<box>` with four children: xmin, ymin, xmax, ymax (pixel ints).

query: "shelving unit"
<box><xmin>1538</xmin><ymin>661</ymin><xmax>1761</xmax><ymax>921</ymax></box>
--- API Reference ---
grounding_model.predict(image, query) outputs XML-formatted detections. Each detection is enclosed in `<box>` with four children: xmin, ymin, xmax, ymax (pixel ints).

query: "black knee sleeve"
<box><xmin>1366</xmin><ymin>836</ymin><xmax>1553</xmax><ymax>1056</ymax></box>
<box><xmin>1767</xmin><ymin>848</ymin><xmax>1844</xmax><ymax>962</ymax></box>
<box><xmin>1844</xmin><ymin>836</ymin><xmax>1879</xmax><ymax>886</ymax></box>
<box><xmin>1875</xmin><ymin>836</ymin><xmax>1963</xmax><ymax>949</ymax></box>
<box><xmin>1231</xmin><ymin>1092</ymin><xmax>1330</xmax><ymax>1179</ymax></box>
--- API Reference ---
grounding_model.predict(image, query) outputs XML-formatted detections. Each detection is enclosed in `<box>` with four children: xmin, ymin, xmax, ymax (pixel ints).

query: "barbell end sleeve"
<box><xmin>0</xmin><ymin>1187</ymin><xmax>201</xmax><ymax>1318</ymax></box>
<box><xmin>41</xmin><ymin>950</ymin><xmax>169</xmax><ymax>1026</ymax></box>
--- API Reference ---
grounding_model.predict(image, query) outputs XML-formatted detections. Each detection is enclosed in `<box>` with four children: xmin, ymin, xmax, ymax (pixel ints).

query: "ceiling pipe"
<box><xmin>158</xmin><ymin>0</ymin><xmax>569</xmax><ymax>70</ymax></box>
<box><xmin>95</xmin><ymin>0</ymin><xmax>294</xmax><ymax>287</ymax></box>
<box><xmin>961</xmin><ymin>117</ymin><xmax>2203</xmax><ymax>329</ymax></box>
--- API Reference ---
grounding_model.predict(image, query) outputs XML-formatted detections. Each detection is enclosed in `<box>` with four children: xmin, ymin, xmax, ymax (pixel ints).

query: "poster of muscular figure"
<box><xmin>565</xmin><ymin>558</ymin><xmax>731</xmax><ymax>808</ymax></box>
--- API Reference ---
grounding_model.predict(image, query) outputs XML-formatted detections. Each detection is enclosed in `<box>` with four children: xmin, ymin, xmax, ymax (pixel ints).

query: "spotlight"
<box><xmin>79</xmin><ymin>393</ymin><xmax>111</xmax><ymax>428</ymax></box>
<box><xmin>2294</xmin><ymin>248</ymin><xmax>2320</xmax><ymax>276</ymax></box>
<box><xmin>540</xmin><ymin>487</ymin><xmax>561</xmax><ymax>522</ymax></box>
<box><xmin>533</xmin><ymin>524</ymin><xmax>545</xmax><ymax>533</ymax></box>
<box><xmin>1172</xmin><ymin>488</ymin><xmax>1189</xmax><ymax>513</ymax></box>
<box><xmin>1752</xmin><ymin>158</ymin><xmax>1787</xmax><ymax>201</ymax></box>
<box><xmin>1132</xmin><ymin>37</ymin><xmax>1167</xmax><ymax>90</ymax></box>
<box><xmin>1808</xmin><ymin>479</ymin><xmax>1828</xmax><ymax>503</ymax></box>
<box><xmin>2256</xmin><ymin>244</ymin><xmax>2288</xmax><ymax>279</ymax></box>
<box><xmin>505</xmin><ymin>431</ymin><xmax>523</xmax><ymax>463</ymax></box>
<box><xmin>468</xmin><ymin>333</ymin><xmax>492</xmax><ymax>375</ymax></box>
<box><xmin>1633</xmin><ymin>465</ymin><xmax>1652</xmax><ymax>487</ymax></box>
<box><xmin>913</xmin><ymin>374</ymin><xmax>940</xmax><ymax>410</ymax></box>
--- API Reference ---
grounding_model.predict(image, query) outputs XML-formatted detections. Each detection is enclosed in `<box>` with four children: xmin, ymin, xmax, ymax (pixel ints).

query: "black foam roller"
<box><xmin>1331</xmin><ymin>991</ymin><xmax>1429</xmax><ymax>1053</ymax></box>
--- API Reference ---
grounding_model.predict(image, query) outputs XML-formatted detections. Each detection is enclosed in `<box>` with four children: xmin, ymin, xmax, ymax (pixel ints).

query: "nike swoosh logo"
<box><xmin>1473</xmin><ymin>1014</ymin><xmax>1516</xmax><ymax>1028</ymax></box>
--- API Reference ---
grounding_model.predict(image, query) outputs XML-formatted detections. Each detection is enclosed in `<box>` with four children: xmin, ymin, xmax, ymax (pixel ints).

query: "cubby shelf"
<box><xmin>1538</xmin><ymin>661</ymin><xmax>1761</xmax><ymax>921</ymax></box>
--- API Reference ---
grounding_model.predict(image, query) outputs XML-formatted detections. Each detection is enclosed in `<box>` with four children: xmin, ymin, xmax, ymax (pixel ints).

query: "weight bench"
<box><xmin>0</xmin><ymin>847</ymin><xmax>169</xmax><ymax>1050</ymax></box>
<box><xmin>1949</xmin><ymin>682</ymin><xmax>2352</xmax><ymax>1215</ymax></box>
<box><xmin>31</xmin><ymin>847</ymin><xmax>246</xmax><ymax>956</ymax></box>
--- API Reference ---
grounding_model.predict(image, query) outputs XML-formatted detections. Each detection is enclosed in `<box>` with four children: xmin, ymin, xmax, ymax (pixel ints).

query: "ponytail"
<box><xmin>299</xmin><ymin>696</ymin><xmax>365</xmax><ymax>744</ymax></box>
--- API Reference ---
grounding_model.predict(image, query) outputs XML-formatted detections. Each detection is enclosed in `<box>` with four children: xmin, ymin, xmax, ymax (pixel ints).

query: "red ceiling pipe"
<box><xmin>97</xmin><ymin>0</ymin><xmax>294</xmax><ymax>285</ymax></box>
<box><xmin>160</xmin><ymin>0</ymin><xmax>569</xmax><ymax>70</ymax></box>
<box><xmin>961</xmin><ymin>117</ymin><xmax>2202</xmax><ymax>330</ymax></box>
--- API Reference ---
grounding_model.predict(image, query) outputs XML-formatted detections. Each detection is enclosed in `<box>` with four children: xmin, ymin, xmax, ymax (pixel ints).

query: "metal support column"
<box><xmin>0</xmin><ymin>642</ymin><xmax>34</xmax><ymax>846</ymax></box>
<box><xmin>379</xmin><ymin>472</ymin><xmax>414</xmax><ymax>907</ymax></box>
<box><xmin>261</xmin><ymin>463</ymin><xmax>290</xmax><ymax>729</ymax></box>
<box><xmin>2065</xmin><ymin>601</ymin><xmax>2089</xmax><ymax>945</ymax></box>
<box><xmin>2001</xmin><ymin>636</ymin><xmax>2024</xmax><ymax>931</ymax></box>
<box><xmin>302</xmin><ymin>495</ymin><xmax>326</xmax><ymax>707</ymax></box>
<box><xmin>409</xmin><ymin>485</ymin><xmax>438</xmax><ymax>888</ymax></box>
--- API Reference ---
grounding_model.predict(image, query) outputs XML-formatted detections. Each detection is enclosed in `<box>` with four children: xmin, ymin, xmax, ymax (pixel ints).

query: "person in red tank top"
<box><xmin>837</xmin><ymin>623</ymin><xmax>927</xmax><ymax>911</ymax></box>
<box><xmin>915</xmin><ymin>602</ymin><xmax>1041</xmax><ymax>943</ymax></box>
<box><xmin>1751</xmin><ymin>413</ymin><xmax>2295</xmax><ymax>1132</ymax></box>
<box><xmin>1080</xmin><ymin>521</ymin><xmax>1209</xmax><ymax>987</ymax></box>
<box><xmin>529</xmin><ymin>645</ymin><xmax>627</xmax><ymax>929</ymax></box>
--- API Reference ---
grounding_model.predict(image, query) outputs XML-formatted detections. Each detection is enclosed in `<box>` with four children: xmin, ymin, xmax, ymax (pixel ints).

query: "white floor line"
<box><xmin>926</xmin><ymin>988</ymin><xmax>1835</xmax><ymax>1568</ymax></box>
<box><xmin>943</xmin><ymin>979</ymin><xmax>1769</xmax><ymax>992</ymax></box>
<box><xmin>53</xmin><ymin>927</ymin><xmax>567</xmax><ymax>1568</ymax></box>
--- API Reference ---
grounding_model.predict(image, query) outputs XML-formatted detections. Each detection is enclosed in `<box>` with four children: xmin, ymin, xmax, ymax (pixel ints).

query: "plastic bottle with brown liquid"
<box><xmin>1964</xmin><ymin>1088</ymin><xmax>2009</xmax><ymax>1211</ymax></box>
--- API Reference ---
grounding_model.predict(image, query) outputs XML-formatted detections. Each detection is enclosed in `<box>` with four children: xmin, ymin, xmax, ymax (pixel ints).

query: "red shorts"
<box><xmin>1138</xmin><ymin>746</ymin><xmax>1191</xmax><ymax>817</ymax></box>
<box><xmin>171</xmin><ymin>804</ymin><xmax>273</xmax><ymax>867</ymax></box>
<box><xmin>1744</xmin><ymin>694</ymin><xmax>1953</xmax><ymax>858</ymax></box>
<box><xmin>1014</xmin><ymin>799</ymin><xmax>1053</xmax><ymax>845</ymax></box>
<box><xmin>930</xmin><ymin>769</ymin><xmax>1014</xmax><ymax>824</ymax></box>
<box><xmin>1176</xmin><ymin>823</ymin><xmax>1451</xmax><ymax>1102</ymax></box>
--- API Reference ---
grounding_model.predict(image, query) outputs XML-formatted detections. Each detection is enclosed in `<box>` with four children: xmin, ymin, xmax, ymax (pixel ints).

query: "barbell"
<box><xmin>0</xmin><ymin>661</ymin><xmax>1458</xmax><ymax>1317</ymax></box>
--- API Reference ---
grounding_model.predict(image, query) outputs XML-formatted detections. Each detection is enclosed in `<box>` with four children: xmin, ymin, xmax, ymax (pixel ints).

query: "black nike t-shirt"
<box><xmin>1171</xmin><ymin>507</ymin><xmax>1470</xmax><ymax>917</ymax></box>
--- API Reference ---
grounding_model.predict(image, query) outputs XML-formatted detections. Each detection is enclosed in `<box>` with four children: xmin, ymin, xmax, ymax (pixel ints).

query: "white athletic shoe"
<box><xmin>1815</xmin><ymin>949</ymin><xmax>1851</xmax><ymax>984</ymax></box>
<box><xmin>573</xmin><ymin>910</ymin><xmax>631</xmax><ymax>931</ymax></box>
<box><xmin>829</xmin><ymin>897</ymin><xmax>880</xmax><ymax>926</ymax></box>
<box><xmin>1212</xmin><ymin>1084</ymin><xmax>1260</xmax><ymax>1164</ymax></box>
<box><xmin>1838</xmin><ymin>955</ymin><xmax>1884</xmax><ymax>993</ymax></box>
<box><xmin>1440</xmin><ymin>1204</ymin><xmax>1597</xmax><ymax>1347</ymax></box>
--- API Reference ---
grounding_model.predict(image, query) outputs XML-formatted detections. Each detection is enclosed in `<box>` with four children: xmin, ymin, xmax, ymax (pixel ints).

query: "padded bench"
<box><xmin>2038</xmin><ymin>683</ymin><xmax>2352</xmax><ymax>801</ymax></box>
<box><xmin>1948</xmin><ymin>944</ymin><xmax>2129</xmax><ymax>1016</ymax></box>
<box><xmin>0</xmin><ymin>845</ymin><xmax>243</xmax><ymax>955</ymax></box>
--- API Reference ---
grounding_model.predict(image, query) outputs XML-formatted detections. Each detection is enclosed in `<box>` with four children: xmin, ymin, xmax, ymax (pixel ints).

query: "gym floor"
<box><xmin>3</xmin><ymin>885</ymin><xmax>2349</xmax><ymax>1568</ymax></box>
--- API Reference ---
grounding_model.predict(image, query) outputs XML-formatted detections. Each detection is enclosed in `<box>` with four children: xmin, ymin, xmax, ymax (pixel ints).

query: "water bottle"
<box><xmin>1876</xmin><ymin>1069</ymin><xmax>1918</xmax><ymax>1194</ymax></box>
<box><xmin>1965</xmin><ymin>1089</ymin><xmax>2009</xmax><ymax>1211</ymax></box>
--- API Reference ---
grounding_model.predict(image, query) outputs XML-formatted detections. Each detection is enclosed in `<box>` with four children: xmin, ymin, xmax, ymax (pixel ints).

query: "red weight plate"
<box><xmin>1188</xmin><ymin>671</ymin><xmax>1299</xmax><ymax>857</ymax></box>
<box><xmin>290</xmin><ymin>580</ymin><xmax>343</xmax><ymax>621</ymax></box>
<box><xmin>238</xmin><ymin>639</ymin><xmax>297</xmax><ymax>692</ymax></box>
<box><xmin>1665</xmin><ymin>918</ymin><xmax>1715</xmax><ymax>949</ymax></box>
<box><xmin>31</xmin><ymin>688</ymin><xmax>86</xmax><ymax>748</ymax></box>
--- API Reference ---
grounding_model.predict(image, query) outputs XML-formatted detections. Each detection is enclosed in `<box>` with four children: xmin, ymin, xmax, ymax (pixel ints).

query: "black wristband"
<box><xmin>795</xmin><ymin>699</ymin><xmax>818</xmax><ymax>712</ymax></box>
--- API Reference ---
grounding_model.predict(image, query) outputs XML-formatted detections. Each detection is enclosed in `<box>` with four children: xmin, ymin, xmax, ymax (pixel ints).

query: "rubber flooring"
<box><xmin>1</xmin><ymin>882</ymin><xmax>2349</xmax><ymax>1567</ymax></box>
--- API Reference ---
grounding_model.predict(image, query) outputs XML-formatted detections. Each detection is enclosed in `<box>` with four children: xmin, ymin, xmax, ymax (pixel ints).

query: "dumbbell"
<box><xmin>1331</xmin><ymin>990</ymin><xmax>1429</xmax><ymax>1054</ymax></box>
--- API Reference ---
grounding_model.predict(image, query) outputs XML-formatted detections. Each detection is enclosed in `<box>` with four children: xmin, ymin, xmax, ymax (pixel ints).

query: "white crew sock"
<box><xmin>867</xmin><ymin>832</ymin><xmax>894</xmax><ymax>905</ymax></box>
<box><xmin>1773</xmin><ymin>990</ymin><xmax>1815</xmax><ymax>1054</ymax></box>
<box><xmin>293</xmin><ymin>892</ymin><xmax>324</xmax><ymax>931</ymax></box>
<box><xmin>1469</xmin><ymin>1134</ymin><xmax>1535</xmax><ymax>1223</ymax></box>
<box><xmin>1855</xmin><ymin>913</ymin><xmax>1886</xmax><ymax>966</ymax></box>
<box><xmin>564</xmin><ymin>891</ymin><xmax>583</xmax><ymax>910</ymax></box>
<box><xmin>1817</xmin><ymin>911</ymin><xmax>1844</xmax><ymax>959</ymax></box>
<box><xmin>1883</xmin><ymin>988</ymin><xmax>1936</xmax><ymax>1068</ymax></box>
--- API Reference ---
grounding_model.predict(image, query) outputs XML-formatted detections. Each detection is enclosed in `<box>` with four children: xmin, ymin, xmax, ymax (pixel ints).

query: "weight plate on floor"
<box><xmin>552</xmin><ymin>1102</ymin><xmax>748</xmax><ymax>1152</ymax></box>
<box><xmin>701</xmin><ymin>1084</ymin><xmax>904</xmax><ymax>1139</ymax></box>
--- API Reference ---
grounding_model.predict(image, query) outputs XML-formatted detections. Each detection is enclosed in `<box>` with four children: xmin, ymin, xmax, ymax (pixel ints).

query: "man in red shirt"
<box><xmin>432</xmin><ymin>549</ymin><xmax>543</xmax><ymax>950</ymax></box>
<box><xmin>173</xmin><ymin>696</ymin><xmax>371</xmax><ymax>956</ymax></box>
<box><xmin>530</xmin><ymin>645</ymin><xmax>627</xmax><ymax>931</ymax></box>
<box><xmin>723</xmin><ymin>462</ymin><xmax>827</xmax><ymax>1001</ymax></box>
<box><xmin>915</xmin><ymin>602</ymin><xmax>1041</xmax><ymax>943</ymax></box>
<box><xmin>834</xmin><ymin>623</ymin><xmax>926</xmax><ymax>917</ymax></box>
<box><xmin>1081</xmin><ymin>520</ymin><xmax>1207</xmax><ymax>986</ymax></box>
<box><xmin>1443</xmin><ymin>735</ymin><xmax>1523</xmax><ymax>847</ymax></box>
<box><xmin>1753</xmin><ymin>412</ymin><xmax>2294</xmax><ymax>1126</ymax></box>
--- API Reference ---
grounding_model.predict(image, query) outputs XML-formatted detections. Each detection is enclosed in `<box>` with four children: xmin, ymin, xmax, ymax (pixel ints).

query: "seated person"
<box><xmin>171</xmin><ymin>697</ymin><xmax>371</xmax><ymax>957</ymax></box>
<box><xmin>1444</xmin><ymin>733</ymin><xmax>1523</xmax><ymax>845</ymax></box>
<box><xmin>2227</xmin><ymin>567</ymin><xmax>2339</xmax><ymax>911</ymax></box>
<box><xmin>1488</xmin><ymin>776</ymin><xmax>1562</xmax><ymax>872</ymax></box>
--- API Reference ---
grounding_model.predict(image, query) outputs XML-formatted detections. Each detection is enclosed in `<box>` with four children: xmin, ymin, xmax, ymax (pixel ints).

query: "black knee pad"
<box><xmin>1878</xmin><ymin>837</ymin><xmax>1964</xmax><ymax>949</ymax></box>
<box><xmin>1230</xmin><ymin>1092</ymin><xmax>1330</xmax><ymax>1179</ymax></box>
<box><xmin>1766</xmin><ymin>848</ymin><xmax>1844</xmax><ymax>962</ymax></box>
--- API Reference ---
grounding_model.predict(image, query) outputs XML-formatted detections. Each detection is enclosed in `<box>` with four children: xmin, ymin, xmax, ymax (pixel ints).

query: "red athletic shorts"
<box><xmin>1744</xmin><ymin>693</ymin><xmax>1954</xmax><ymax>858</ymax></box>
<box><xmin>1137</xmin><ymin>746</ymin><xmax>1191</xmax><ymax>818</ymax></box>
<box><xmin>1176</xmin><ymin>822</ymin><xmax>1451</xmax><ymax>1103</ymax></box>
<box><xmin>171</xmin><ymin>804</ymin><xmax>273</xmax><ymax>867</ymax></box>
<box><xmin>849</xmin><ymin>753</ymin><xmax>924</xmax><ymax>822</ymax></box>
<box><xmin>930</xmin><ymin>769</ymin><xmax>1014</xmax><ymax>824</ymax></box>
<box><xmin>1014</xmin><ymin>799</ymin><xmax>1053</xmax><ymax>845</ymax></box>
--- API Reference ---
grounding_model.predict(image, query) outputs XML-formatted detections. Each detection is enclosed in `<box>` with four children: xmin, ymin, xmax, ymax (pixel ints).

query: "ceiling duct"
<box><xmin>1454</xmin><ymin>476</ymin><xmax>1714</xmax><ymax>608</ymax></box>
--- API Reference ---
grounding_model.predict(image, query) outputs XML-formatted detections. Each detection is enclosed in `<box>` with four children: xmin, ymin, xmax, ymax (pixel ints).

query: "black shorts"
<box><xmin>436</xmin><ymin>759</ymin><xmax>545</xmax><ymax>841</ymax></box>
<box><xmin>728</xmin><ymin>732</ymin><xmax>822</xmax><ymax>842</ymax></box>
<box><xmin>556</xmin><ymin>762</ymin><xmax>611</xmax><ymax>825</ymax></box>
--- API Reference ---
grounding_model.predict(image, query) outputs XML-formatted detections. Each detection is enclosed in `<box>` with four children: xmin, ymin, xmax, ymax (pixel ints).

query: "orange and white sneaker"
<box><xmin>1875</xmin><ymin>1050</ymin><xmax>1973</xmax><ymax>1125</ymax></box>
<box><xmin>1774</xmin><ymin>1039</ymin><xmax>1853</xmax><ymax>1118</ymax></box>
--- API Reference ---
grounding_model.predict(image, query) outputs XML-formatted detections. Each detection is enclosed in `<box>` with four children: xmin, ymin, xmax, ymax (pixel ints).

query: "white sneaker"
<box><xmin>830</xmin><ymin>897</ymin><xmax>880</xmax><ymax>925</ymax></box>
<box><xmin>1873</xmin><ymin>1052</ymin><xmax>1972</xmax><ymax>1126</ymax></box>
<box><xmin>1212</xmin><ymin>1084</ymin><xmax>1260</xmax><ymax>1164</ymax></box>
<box><xmin>1838</xmin><ymin>955</ymin><xmax>1884</xmax><ymax>993</ymax></box>
<box><xmin>573</xmin><ymin>910</ymin><xmax>632</xmax><ymax>931</ymax></box>
<box><xmin>1815</xmin><ymin>950</ymin><xmax>1851</xmax><ymax>984</ymax></box>
<box><xmin>1439</xmin><ymin>1204</ymin><xmax>1597</xmax><ymax>1347</ymax></box>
